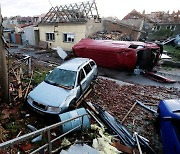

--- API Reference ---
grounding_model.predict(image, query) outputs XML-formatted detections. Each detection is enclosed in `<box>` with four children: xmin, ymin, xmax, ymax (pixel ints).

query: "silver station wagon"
<box><xmin>27</xmin><ymin>58</ymin><xmax>98</xmax><ymax>114</ymax></box>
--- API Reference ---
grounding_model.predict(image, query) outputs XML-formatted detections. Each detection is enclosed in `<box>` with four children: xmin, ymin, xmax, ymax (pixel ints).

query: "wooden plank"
<box><xmin>121</xmin><ymin>102</ymin><xmax>137</xmax><ymax>124</ymax></box>
<box><xmin>24</xmin><ymin>71</ymin><xmax>33</xmax><ymax>99</ymax></box>
<box><xmin>76</xmin><ymin>88</ymin><xmax>92</xmax><ymax>107</ymax></box>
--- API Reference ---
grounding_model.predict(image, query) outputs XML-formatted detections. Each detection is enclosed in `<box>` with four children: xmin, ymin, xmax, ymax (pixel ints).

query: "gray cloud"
<box><xmin>1</xmin><ymin>0</ymin><xmax>180</xmax><ymax>19</ymax></box>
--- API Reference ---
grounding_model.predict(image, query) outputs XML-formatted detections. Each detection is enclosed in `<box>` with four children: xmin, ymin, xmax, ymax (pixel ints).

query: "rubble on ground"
<box><xmin>86</xmin><ymin>78</ymin><xmax>180</xmax><ymax>153</ymax></box>
<box><xmin>88</xmin><ymin>31</ymin><xmax>131</xmax><ymax>41</ymax></box>
<box><xmin>0</xmin><ymin>47</ymin><xmax>179</xmax><ymax>153</ymax></box>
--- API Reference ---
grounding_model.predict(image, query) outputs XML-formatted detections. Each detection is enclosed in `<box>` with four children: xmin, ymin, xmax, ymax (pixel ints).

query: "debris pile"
<box><xmin>0</xmin><ymin>55</ymin><xmax>53</xmax><ymax>152</ymax></box>
<box><xmin>86</xmin><ymin>78</ymin><xmax>180</xmax><ymax>153</ymax></box>
<box><xmin>88</xmin><ymin>31</ymin><xmax>130</xmax><ymax>41</ymax></box>
<box><xmin>0</xmin><ymin>47</ymin><xmax>179</xmax><ymax>153</ymax></box>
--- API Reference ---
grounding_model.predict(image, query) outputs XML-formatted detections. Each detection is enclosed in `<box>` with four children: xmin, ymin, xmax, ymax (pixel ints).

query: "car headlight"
<box><xmin>47</xmin><ymin>106</ymin><xmax>61</xmax><ymax>113</ymax></box>
<box><xmin>27</xmin><ymin>96</ymin><xmax>33</xmax><ymax>104</ymax></box>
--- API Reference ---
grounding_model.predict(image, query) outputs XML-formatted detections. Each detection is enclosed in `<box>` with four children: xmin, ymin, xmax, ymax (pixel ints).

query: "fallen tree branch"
<box><xmin>24</xmin><ymin>71</ymin><xmax>33</xmax><ymax>99</ymax></box>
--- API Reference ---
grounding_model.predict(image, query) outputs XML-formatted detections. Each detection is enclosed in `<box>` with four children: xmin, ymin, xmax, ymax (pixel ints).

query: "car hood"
<box><xmin>28</xmin><ymin>81</ymin><xmax>70</xmax><ymax>107</ymax></box>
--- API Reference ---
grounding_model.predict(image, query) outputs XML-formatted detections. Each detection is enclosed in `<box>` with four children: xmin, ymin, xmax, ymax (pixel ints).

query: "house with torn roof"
<box><xmin>120</xmin><ymin>9</ymin><xmax>155</xmax><ymax>41</ymax></box>
<box><xmin>88</xmin><ymin>10</ymin><xmax>153</xmax><ymax>41</ymax></box>
<box><xmin>38</xmin><ymin>1</ymin><xmax>102</xmax><ymax>51</ymax></box>
<box><xmin>121</xmin><ymin>9</ymin><xmax>180</xmax><ymax>41</ymax></box>
<box><xmin>88</xmin><ymin>18</ymin><xmax>146</xmax><ymax>41</ymax></box>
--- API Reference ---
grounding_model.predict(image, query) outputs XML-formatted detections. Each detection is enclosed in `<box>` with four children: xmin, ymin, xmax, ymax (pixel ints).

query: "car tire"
<box><xmin>69</xmin><ymin>99</ymin><xmax>77</xmax><ymax>109</ymax></box>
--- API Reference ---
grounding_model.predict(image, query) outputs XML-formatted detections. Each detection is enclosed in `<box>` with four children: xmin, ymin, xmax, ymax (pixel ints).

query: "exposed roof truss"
<box><xmin>40</xmin><ymin>0</ymin><xmax>100</xmax><ymax>24</ymax></box>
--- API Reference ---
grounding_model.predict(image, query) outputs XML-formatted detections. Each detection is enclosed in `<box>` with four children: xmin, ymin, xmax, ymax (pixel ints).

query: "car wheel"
<box><xmin>69</xmin><ymin>99</ymin><xmax>77</xmax><ymax>109</ymax></box>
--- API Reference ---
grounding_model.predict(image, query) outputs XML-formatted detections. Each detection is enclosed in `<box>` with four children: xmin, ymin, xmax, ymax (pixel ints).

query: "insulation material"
<box><xmin>56</xmin><ymin>47</ymin><xmax>67</xmax><ymax>60</ymax></box>
<box><xmin>91</xmin><ymin>125</ymin><xmax>121</xmax><ymax>154</ymax></box>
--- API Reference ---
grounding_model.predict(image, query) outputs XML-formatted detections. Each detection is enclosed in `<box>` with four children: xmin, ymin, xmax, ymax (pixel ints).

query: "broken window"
<box><xmin>166</xmin><ymin>25</ymin><xmax>176</xmax><ymax>31</ymax></box>
<box><xmin>46</xmin><ymin>32</ymin><xmax>55</xmax><ymax>41</ymax></box>
<box><xmin>63</xmin><ymin>33</ymin><xmax>75</xmax><ymax>43</ymax></box>
<box><xmin>166</xmin><ymin>25</ymin><xmax>171</xmax><ymax>30</ymax></box>
<box><xmin>129</xmin><ymin>45</ymin><xmax>144</xmax><ymax>49</ymax></box>
<box><xmin>153</xmin><ymin>25</ymin><xmax>161</xmax><ymax>31</ymax></box>
<box><xmin>171</xmin><ymin>25</ymin><xmax>176</xmax><ymax>31</ymax></box>
<box><xmin>44</xmin><ymin>68</ymin><xmax>77</xmax><ymax>88</ymax></box>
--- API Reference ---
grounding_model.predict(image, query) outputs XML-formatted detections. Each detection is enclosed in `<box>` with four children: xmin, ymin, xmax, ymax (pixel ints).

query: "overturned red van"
<box><xmin>73</xmin><ymin>39</ymin><xmax>162</xmax><ymax>71</ymax></box>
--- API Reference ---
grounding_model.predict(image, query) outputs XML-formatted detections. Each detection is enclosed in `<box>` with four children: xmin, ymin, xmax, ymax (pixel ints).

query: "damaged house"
<box><xmin>146</xmin><ymin>11</ymin><xmax>180</xmax><ymax>40</ymax></box>
<box><xmin>121</xmin><ymin>10</ymin><xmax>180</xmax><ymax>41</ymax></box>
<box><xmin>89</xmin><ymin>18</ymin><xmax>146</xmax><ymax>41</ymax></box>
<box><xmin>89</xmin><ymin>9</ymin><xmax>154</xmax><ymax>41</ymax></box>
<box><xmin>38</xmin><ymin>1</ymin><xmax>102</xmax><ymax>51</ymax></box>
<box><xmin>120</xmin><ymin>9</ymin><xmax>156</xmax><ymax>41</ymax></box>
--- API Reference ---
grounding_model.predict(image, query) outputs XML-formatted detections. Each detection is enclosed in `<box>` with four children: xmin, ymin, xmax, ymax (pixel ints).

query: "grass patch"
<box><xmin>164</xmin><ymin>45</ymin><xmax>180</xmax><ymax>61</ymax></box>
<box><xmin>161</xmin><ymin>65</ymin><xmax>172</xmax><ymax>71</ymax></box>
<box><xmin>32</xmin><ymin>71</ymin><xmax>49</xmax><ymax>85</ymax></box>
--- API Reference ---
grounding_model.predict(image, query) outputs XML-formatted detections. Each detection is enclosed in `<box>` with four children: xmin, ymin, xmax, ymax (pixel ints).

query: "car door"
<box><xmin>76</xmin><ymin>68</ymin><xmax>87</xmax><ymax>98</ymax></box>
<box><xmin>83</xmin><ymin>63</ymin><xmax>93</xmax><ymax>89</ymax></box>
<box><xmin>89</xmin><ymin>60</ymin><xmax>98</xmax><ymax>78</ymax></box>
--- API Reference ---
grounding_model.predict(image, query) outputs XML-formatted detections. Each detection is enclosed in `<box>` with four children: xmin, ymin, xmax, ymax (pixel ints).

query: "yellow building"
<box><xmin>38</xmin><ymin>1</ymin><xmax>102</xmax><ymax>51</ymax></box>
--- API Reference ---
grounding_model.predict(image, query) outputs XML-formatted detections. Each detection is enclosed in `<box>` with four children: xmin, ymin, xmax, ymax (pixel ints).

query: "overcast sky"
<box><xmin>1</xmin><ymin>0</ymin><xmax>180</xmax><ymax>19</ymax></box>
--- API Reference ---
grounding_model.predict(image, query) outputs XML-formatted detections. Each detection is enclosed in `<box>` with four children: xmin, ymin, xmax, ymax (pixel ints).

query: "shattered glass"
<box><xmin>45</xmin><ymin>68</ymin><xmax>77</xmax><ymax>89</ymax></box>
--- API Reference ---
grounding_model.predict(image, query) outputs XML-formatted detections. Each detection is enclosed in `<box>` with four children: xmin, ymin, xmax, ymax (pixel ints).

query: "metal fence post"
<box><xmin>47</xmin><ymin>130</ymin><xmax>52</xmax><ymax>154</ymax></box>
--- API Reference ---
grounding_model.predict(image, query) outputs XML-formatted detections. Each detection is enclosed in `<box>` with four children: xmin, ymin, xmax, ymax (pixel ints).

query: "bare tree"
<box><xmin>0</xmin><ymin>6</ymin><xmax>9</xmax><ymax>103</ymax></box>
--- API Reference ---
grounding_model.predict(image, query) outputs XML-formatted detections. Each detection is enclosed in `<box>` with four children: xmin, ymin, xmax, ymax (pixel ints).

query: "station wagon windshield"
<box><xmin>44</xmin><ymin>68</ymin><xmax>77</xmax><ymax>89</ymax></box>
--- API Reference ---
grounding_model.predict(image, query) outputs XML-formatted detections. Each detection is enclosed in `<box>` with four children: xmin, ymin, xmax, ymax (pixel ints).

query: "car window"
<box><xmin>84</xmin><ymin>63</ymin><xmax>92</xmax><ymax>75</ymax></box>
<box><xmin>172</xmin><ymin>119</ymin><xmax>180</xmax><ymax>143</ymax></box>
<box><xmin>90</xmin><ymin>61</ymin><xmax>95</xmax><ymax>67</ymax></box>
<box><xmin>44</xmin><ymin>68</ymin><xmax>76</xmax><ymax>88</ymax></box>
<box><xmin>78</xmin><ymin>69</ymin><xmax>85</xmax><ymax>84</ymax></box>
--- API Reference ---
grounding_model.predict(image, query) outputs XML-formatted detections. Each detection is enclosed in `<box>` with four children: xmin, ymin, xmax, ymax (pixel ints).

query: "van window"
<box><xmin>90</xmin><ymin>61</ymin><xmax>95</xmax><ymax>67</ymax></box>
<box><xmin>78</xmin><ymin>69</ymin><xmax>85</xmax><ymax>84</ymax></box>
<box><xmin>84</xmin><ymin>64</ymin><xmax>92</xmax><ymax>75</ymax></box>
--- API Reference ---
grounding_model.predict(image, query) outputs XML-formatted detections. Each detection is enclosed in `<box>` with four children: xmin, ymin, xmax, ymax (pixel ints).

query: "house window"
<box><xmin>46</xmin><ymin>32</ymin><xmax>55</xmax><ymax>41</ymax></box>
<box><xmin>166</xmin><ymin>25</ymin><xmax>176</xmax><ymax>31</ymax></box>
<box><xmin>63</xmin><ymin>33</ymin><xmax>75</xmax><ymax>43</ymax></box>
<box><xmin>166</xmin><ymin>25</ymin><xmax>171</xmax><ymax>30</ymax></box>
<box><xmin>170</xmin><ymin>25</ymin><xmax>176</xmax><ymax>31</ymax></box>
<box><xmin>155</xmin><ymin>25</ymin><xmax>161</xmax><ymax>31</ymax></box>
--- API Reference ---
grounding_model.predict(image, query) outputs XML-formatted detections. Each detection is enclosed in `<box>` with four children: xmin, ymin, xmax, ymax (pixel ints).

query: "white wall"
<box><xmin>23</xmin><ymin>25</ymin><xmax>35</xmax><ymax>45</ymax></box>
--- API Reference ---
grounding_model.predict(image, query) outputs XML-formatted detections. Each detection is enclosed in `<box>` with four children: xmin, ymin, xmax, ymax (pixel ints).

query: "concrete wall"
<box><xmin>23</xmin><ymin>25</ymin><xmax>35</xmax><ymax>45</ymax></box>
<box><xmin>148</xmin><ymin>23</ymin><xmax>180</xmax><ymax>41</ymax></box>
<box><xmin>85</xmin><ymin>19</ymin><xmax>103</xmax><ymax>37</ymax></box>
<box><xmin>38</xmin><ymin>23</ymin><xmax>86</xmax><ymax>51</ymax></box>
<box><xmin>103</xmin><ymin>20</ymin><xmax>141</xmax><ymax>41</ymax></box>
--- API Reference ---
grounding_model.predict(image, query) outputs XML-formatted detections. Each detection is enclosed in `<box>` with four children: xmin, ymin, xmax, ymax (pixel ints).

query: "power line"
<box><xmin>48</xmin><ymin>0</ymin><xmax>53</xmax><ymax>8</ymax></box>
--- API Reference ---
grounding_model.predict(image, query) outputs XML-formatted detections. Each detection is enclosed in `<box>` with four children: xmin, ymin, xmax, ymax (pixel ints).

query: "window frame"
<box><xmin>77</xmin><ymin>69</ymin><xmax>85</xmax><ymax>85</ymax></box>
<box><xmin>63</xmin><ymin>33</ymin><xmax>75</xmax><ymax>43</ymax></box>
<box><xmin>83</xmin><ymin>63</ymin><xmax>92</xmax><ymax>75</ymax></box>
<box><xmin>90</xmin><ymin>61</ymin><xmax>95</xmax><ymax>68</ymax></box>
<box><xmin>46</xmin><ymin>32</ymin><xmax>55</xmax><ymax>41</ymax></box>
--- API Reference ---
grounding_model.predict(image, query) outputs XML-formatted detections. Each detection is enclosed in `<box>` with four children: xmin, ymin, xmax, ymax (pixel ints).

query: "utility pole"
<box><xmin>0</xmin><ymin>6</ymin><xmax>9</xmax><ymax>103</ymax></box>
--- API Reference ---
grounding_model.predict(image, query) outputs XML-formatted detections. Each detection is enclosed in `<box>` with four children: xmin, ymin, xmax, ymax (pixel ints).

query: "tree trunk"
<box><xmin>0</xmin><ymin>7</ymin><xmax>9</xmax><ymax>103</ymax></box>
